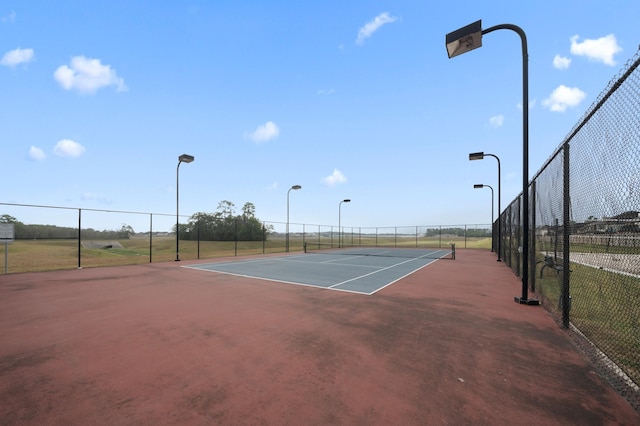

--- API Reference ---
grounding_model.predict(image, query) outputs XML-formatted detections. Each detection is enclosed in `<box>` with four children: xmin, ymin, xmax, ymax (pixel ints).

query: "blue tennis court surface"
<box><xmin>184</xmin><ymin>248</ymin><xmax>452</xmax><ymax>295</ymax></box>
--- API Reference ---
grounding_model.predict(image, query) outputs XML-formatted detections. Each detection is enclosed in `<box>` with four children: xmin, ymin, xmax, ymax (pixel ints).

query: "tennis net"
<box><xmin>303</xmin><ymin>242</ymin><xmax>455</xmax><ymax>260</ymax></box>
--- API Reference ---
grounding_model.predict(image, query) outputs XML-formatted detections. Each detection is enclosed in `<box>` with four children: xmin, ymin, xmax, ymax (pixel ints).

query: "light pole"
<box><xmin>286</xmin><ymin>185</ymin><xmax>301</xmax><ymax>252</ymax></box>
<box><xmin>176</xmin><ymin>153</ymin><xmax>194</xmax><ymax>261</ymax></box>
<box><xmin>470</xmin><ymin>152</ymin><xmax>502</xmax><ymax>261</ymax></box>
<box><xmin>474</xmin><ymin>184</ymin><xmax>494</xmax><ymax>251</ymax></box>
<box><xmin>446</xmin><ymin>20</ymin><xmax>538</xmax><ymax>305</ymax></box>
<box><xmin>338</xmin><ymin>199</ymin><xmax>351</xmax><ymax>248</ymax></box>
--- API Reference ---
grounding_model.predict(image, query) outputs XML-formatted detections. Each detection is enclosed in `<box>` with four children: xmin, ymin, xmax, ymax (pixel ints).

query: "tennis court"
<box><xmin>185</xmin><ymin>245</ymin><xmax>455</xmax><ymax>295</ymax></box>
<box><xmin>2</xmin><ymin>249</ymin><xmax>638</xmax><ymax>424</ymax></box>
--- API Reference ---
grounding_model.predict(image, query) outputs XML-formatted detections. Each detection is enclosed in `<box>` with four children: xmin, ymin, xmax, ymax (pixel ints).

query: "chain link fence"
<box><xmin>0</xmin><ymin>202</ymin><xmax>490</xmax><ymax>273</ymax></box>
<box><xmin>498</xmin><ymin>49</ymin><xmax>640</xmax><ymax>409</ymax></box>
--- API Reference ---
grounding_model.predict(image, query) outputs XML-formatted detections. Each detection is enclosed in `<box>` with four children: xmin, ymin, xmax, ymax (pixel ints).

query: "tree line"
<box><xmin>177</xmin><ymin>201</ymin><xmax>272</xmax><ymax>241</ymax></box>
<box><xmin>424</xmin><ymin>227</ymin><xmax>491</xmax><ymax>237</ymax></box>
<box><xmin>0</xmin><ymin>214</ymin><xmax>134</xmax><ymax>239</ymax></box>
<box><xmin>2</xmin><ymin>200</ymin><xmax>272</xmax><ymax>242</ymax></box>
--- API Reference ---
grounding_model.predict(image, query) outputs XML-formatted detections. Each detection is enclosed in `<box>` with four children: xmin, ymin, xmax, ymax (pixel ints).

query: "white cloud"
<box><xmin>317</xmin><ymin>88</ymin><xmax>336</xmax><ymax>95</ymax></box>
<box><xmin>542</xmin><ymin>85</ymin><xmax>586</xmax><ymax>112</ymax></box>
<box><xmin>553</xmin><ymin>54</ymin><xmax>571</xmax><ymax>70</ymax></box>
<box><xmin>570</xmin><ymin>34</ymin><xmax>622</xmax><ymax>66</ymax></box>
<box><xmin>53</xmin><ymin>139</ymin><xmax>86</xmax><ymax>157</ymax></box>
<box><xmin>356</xmin><ymin>12</ymin><xmax>398</xmax><ymax>45</ymax></box>
<box><xmin>489</xmin><ymin>115</ymin><xmax>504</xmax><ymax>128</ymax></box>
<box><xmin>81</xmin><ymin>192</ymin><xmax>112</xmax><ymax>204</ymax></box>
<box><xmin>245</xmin><ymin>121</ymin><xmax>280</xmax><ymax>143</ymax></box>
<box><xmin>53</xmin><ymin>56</ymin><xmax>128</xmax><ymax>94</ymax></box>
<box><xmin>1</xmin><ymin>11</ymin><xmax>16</xmax><ymax>23</ymax></box>
<box><xmin>1</xmin><ymin>48</ymin><xmax>34</xmax><ymax>67</ymax></box>
<box><xmin>322</xmin><ymin>169</ymin><xmax>347</xmax><ymax>186</ymax></box>
<box><xmin>29</xmin><ymin>146</ymin><xmax>46</xmax><ymax>161</ymax></box>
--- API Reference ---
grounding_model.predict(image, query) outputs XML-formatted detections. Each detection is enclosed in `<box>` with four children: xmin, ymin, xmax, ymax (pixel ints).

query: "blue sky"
<box><xmin>2</xmin><ymin>1</ymin><xmax>638</xmax><ymax>233</ymax></box>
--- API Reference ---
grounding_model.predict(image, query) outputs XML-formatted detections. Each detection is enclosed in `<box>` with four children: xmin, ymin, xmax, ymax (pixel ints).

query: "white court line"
<box><xmin>184</xmin><ymin>250</ymin><xmax>447</xmax><ymax>295</ymax></box>
<box><xmin>183</xmin><ymin>256</ymin><xmax>285</xmax><ymax>270</ymax></box>
<box><xmin>182</xmin><ymin>265</ymin><xmax>375</xmax><ymax>295</ymax></box>
<box><xmin>273</xmin><ymin>256</ymin><xmax>380</xmax><ymax>269</ymax></box>
<box><xmin>367</xmin><ymin>260</ymin><xmax>437</xmax><ymax>295</ymax></box>
<box><xmin>328</xmin><ymin>255</ymin><xmax>434</xmax><ymax>289</ymax></box>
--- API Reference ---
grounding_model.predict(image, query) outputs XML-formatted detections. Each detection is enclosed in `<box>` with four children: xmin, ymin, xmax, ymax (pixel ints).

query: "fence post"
<box><xmin>531</xmin><ymin>180</ymin><xmax>536</xmax><ymax>293</ymax></box>
<box><xmin>149</xmin><ymin>213</ymin><xmax>153</xmax><ymax>263</ymax></box>
<box><xmin>197</xmin><ymin>218</ymin><xmax>200</xmax><ymax>259</ymax></box>
<box><xmin>234</xmin><ymin>217</ymin><xmax>238</xmax><ymax>256</ymax></box>
<box><xmin>562</xmin><ymin>143</ymin><xmax>571</xmax><ymax>328</ymax></box>
<box><xmin>78</xmin><ymin>208</ymin><xmax>82</xmax><ymax>269</ymax></box>
<box><xmin>516</xmin><ymin>196</ymin><xmax>521</xmax><ymax>277</ymax></box>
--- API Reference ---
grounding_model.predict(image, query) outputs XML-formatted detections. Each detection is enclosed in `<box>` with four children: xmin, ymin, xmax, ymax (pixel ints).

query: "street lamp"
<box><xmin>447</xmin><ymin>20</ymin><xmax>538</xmax><ymax>305</ymax></box>
<box><xmin>176</xmin><ymin>153</ymin><xmax>194</xmax><ymax>261</ymax></box>
<box><xmin>470</xmin><ymin>151</ymin><xmax>502</xmax><ymax>261</ymax></box>
<box><xmin>474</xmin><ymin>184</ymin><xmax>494</xmax><ymax>251</ymax></box>
<box><xmin>286</xmin><ymin>185</ymin><xmax>301</xmax><ymax>252</ymax></box>
<box><xmin>339</xmin><ymin>199</ymin><xmax>351</xmax><ymax>248</ymax></box>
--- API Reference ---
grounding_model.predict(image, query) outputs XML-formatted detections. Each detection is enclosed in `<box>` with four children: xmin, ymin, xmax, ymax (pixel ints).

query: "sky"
<box><xmin>2</xmin><ymin>0</ymin><xmax>639</xmax><ymax>233</ymax></box>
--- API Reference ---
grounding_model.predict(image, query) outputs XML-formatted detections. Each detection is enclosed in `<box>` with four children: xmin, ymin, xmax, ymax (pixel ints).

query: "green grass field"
<box><xmin>1</xmin><ymin>235</ymin><xmax>491</xmax><ymax>273</ymax></box>
<box><xmin>536</xmin><ymin>259</ymin><xmax>640</xmax><ymax>388</ymax></box>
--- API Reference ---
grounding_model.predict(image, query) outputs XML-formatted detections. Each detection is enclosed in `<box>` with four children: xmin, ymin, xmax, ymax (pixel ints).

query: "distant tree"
<box><xmin>119</xmin><ymin>224</ymin><xmax>135</xmax><ymax>238</ymax></box>
<box><xmin>184</xmin><ymin>201</ymin><xmax>268</xmax><ymax>241</ymax></box>
<box><xmin>0</xmin><ymin>214</ymin><xmax>21</xmax><ymax>224</ymax></box>
<box><xmin>241</xmin><ymin>202</ymin><xmax>256</xmax><ymax>219</ymax></box>
<box><xmin>217</xmin><ymin>200</ymin><xmax>236</xmax><ymax>218</ymax></box>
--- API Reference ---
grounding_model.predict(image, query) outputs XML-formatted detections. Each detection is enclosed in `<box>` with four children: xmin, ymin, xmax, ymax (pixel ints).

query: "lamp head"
<box><xmin>291</xmin><ymin>185</ymin><xmax>302</xmax><ymax>190</ymax></box>
<box><xmin>474</xmin><ymin>184</ymin><xmax>484</xmax><ymax>189</ymax></box>
<box><xmin>343</xmin><ymin>199</ymin><xmax>351</xmax><ymax>203</ymax></box>
<box><xmin>179</xmin><ymin>154</ymin><xmax>195</xmax><ymax>163</ymax></box>
<box><xmin>469</xmin><ymin>152</ymin><xmax>485</xmax><ymax>161</ymax></box>
<box><xmin>446</xmin><ymin>20</ymin><xmax>483</xmax><ymax>59</ymax></box>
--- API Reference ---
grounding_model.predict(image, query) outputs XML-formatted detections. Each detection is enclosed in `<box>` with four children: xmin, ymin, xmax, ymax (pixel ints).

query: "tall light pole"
<box><xmin>470</xmin><ymin>151</ymin><xmax>502</xmax><ymax>261</ymax></box>
<box><xmin>474</xmin><ymin>184</ymin><xmax>494</xmax><ymax>251</ymax></box>
<box><xmin>176</xmin><ymin>154</ymin><xmax>194</xmax><ymax>261</ymax></box>
<box><xmin>446</xmin><ymin>20</ymin><xmax>538</xmax><ymax>305</ymax></box>
<box><xmin>286</xmin><ymin>185</ymin><xmax>301</xmax><ymax>252</ymax></box>
<box><xmin>339</xmin><ymin>199</ymin><xmax>351</xmax><ymax>248</ymax></box>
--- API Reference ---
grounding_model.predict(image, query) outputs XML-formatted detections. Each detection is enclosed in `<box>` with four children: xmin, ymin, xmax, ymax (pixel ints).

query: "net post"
<box><xmin>452</xmin><ymin>243</ymin><xmax>456</xmax><ymax>260</ymax></box>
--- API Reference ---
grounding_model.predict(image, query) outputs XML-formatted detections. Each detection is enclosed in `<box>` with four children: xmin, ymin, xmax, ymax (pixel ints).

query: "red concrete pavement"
<box><xmin>1</xmin><ymin>249</ymin><xmax>638</xmax><ymax>425</ymax></box>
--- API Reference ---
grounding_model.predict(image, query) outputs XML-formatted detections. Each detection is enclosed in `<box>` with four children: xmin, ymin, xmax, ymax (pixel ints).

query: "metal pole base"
<box><xmin>514</xmin><ymin>296</ymin><xmax>541</xmax><ymax>305</ymax></box>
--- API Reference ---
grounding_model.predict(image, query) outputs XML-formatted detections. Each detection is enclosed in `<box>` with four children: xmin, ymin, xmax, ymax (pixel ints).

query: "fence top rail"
<box><xmin>0</xmin><ymin>202</ymin><xmax>175</xmax><ymax>218</ymax></box>
<box><xmin>3</xmin><ymin>202</ymin><xmax>491</xmax><ymax>231</ymax></box>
